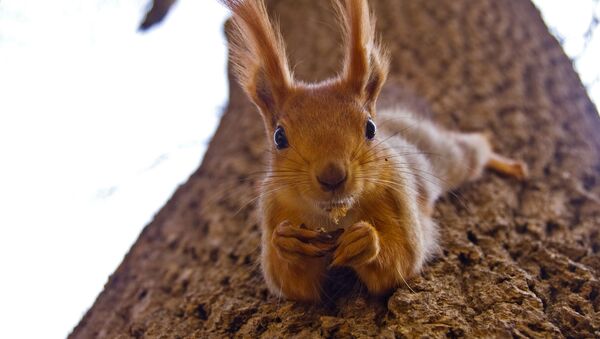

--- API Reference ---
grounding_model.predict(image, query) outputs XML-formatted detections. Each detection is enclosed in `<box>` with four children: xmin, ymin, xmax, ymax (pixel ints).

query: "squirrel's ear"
<box><xmin>222</xmin><ymin>0</ymin><xmax>292</xmax><ymax>125</ymax></box>
<box><xmin>336</xmin><ymin>0</ymin><xmax>389</xmax><ymax>115</ymax></box>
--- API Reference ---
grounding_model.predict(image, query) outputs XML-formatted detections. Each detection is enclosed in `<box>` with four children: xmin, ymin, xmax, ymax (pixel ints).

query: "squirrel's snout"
<box><xmin>316</xmin><ymin>162</ymin><xmax>347</xmax><ymax>192</ymax></box>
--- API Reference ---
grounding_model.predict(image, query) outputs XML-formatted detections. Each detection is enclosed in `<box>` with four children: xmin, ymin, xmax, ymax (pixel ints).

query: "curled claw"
<box><xmin>273</xmin><ymin>237</ymin><xmax>329</xmax><ymax>259</ymax></box>
<box><xmin>272</xmin><ymin>221</ymin><xmax>338</xmax><ymax>261</ymax></box>
<box><xmin>276</xmin><ymin>224</ymin><xmax>326</xmax><ymax>242</ymax></box>
<box><xmin>280</xmin><ymin>223</ymin><xmax>343</xmax><ymax>244</ymax></box>
<box><xmin>330</xmin><ymin>222</ymin><xmax>379</xmax><ymax>268</ymax></box>
<box><xmin>277</xmin><ymin>224</ymin><xmax>337</xmax><ymax>243</ymax></box>
<box><xmin>311</xmin><ymin>228</ymin><xmax>345</xmax><ymax>247</ymax></box>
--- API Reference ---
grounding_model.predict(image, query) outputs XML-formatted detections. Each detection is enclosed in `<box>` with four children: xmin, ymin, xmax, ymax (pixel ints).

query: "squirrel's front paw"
<box><xmin>331</xmin><ymin>221</ymin><xmax>380</xmax><ymax>268</ymax></box>
<box><xmin>272</xmin><ymin>221</ymin><xmax>336</xmax><ymax>262</ymax></box>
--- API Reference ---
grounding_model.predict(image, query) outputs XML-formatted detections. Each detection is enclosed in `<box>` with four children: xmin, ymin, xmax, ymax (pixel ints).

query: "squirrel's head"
<box><xmin>223</xmin><ymin>0</ymin><xmax>389</xmax><ymax>211</ymax></box>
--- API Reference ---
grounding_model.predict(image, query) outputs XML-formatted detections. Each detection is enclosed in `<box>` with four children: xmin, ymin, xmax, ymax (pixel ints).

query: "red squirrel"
<box><xmin>220</xmin><ymin>0</ymin><xmax>527</xmax><ymax>302</ymax></box>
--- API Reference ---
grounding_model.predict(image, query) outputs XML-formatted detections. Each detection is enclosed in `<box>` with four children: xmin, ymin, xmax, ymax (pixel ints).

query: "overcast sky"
<box><xmin>532</xmin><ymin>0</ymin><xmax>600</xmax><ymax>107</ymax></box>
<box><xmin>0</xmin><ymin>1</ymin><xmax>598</xmax><ymax>338</ymax></box>
<box><xmin>0</xmin><ymin>1</ymin><xmax>228</xmax><ymax>337</ymax></box>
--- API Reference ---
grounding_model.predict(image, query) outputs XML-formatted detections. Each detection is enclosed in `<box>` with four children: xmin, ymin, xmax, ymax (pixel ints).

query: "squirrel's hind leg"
<box><xmin>486</xmin><ymin>152</ymin><xmax>528</xmax><ymax>180</ymax></box>
<box><xmin>378</xmin><ymin>111</ymin><xmax>528</xmax><ymax>191</ymax></box>
<box><xmin>455</xmin><ymin>132</ymin><xmax>529</xmax><ymax>183</ymax></box>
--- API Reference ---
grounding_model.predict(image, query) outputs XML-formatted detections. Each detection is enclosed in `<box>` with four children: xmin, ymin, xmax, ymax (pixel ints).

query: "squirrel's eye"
<box><xmin>274</xmin><ymin>126</ymin><xmax>289</xmax><ymax>149</ymax></box>
<box><xmin>365</xmin><ymin>118</ymin><xmax>376</xmax><ymax>140</ymax></box>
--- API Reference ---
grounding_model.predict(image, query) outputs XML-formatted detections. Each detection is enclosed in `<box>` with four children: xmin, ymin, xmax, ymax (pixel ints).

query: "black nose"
<box><xmin>317</xmin><ymin>162</ymin><xmax>347</xmax><ymax>192</ymax></box>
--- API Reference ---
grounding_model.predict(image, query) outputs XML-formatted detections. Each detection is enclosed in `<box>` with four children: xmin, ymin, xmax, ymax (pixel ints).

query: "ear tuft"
<box><xmin>363</xmin><ymin>42</ymin><xmax>389</xmax><ymax>113</ymax></box>
<box><xmin>336</xmin><ymin>0</ymin><xmax>389</xmax><ymax>115</ymax></box>
<box><xmin>221</xmin><ymin>0</ymin><xmax>293</xmax><ymax>124</ymax></box>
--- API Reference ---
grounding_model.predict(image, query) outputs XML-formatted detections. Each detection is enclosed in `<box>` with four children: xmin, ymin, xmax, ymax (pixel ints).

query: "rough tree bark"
<box><xmin>71</xmin><ymin>0</ymin><xmax>600</xmax><ymax>337</ymax></box>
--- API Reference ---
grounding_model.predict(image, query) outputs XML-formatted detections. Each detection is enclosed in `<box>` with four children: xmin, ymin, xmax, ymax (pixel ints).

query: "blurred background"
<box><xmin>0</xmin><ymin>0</ymin><xmax>598</xmax><ymax>338</ymax></box>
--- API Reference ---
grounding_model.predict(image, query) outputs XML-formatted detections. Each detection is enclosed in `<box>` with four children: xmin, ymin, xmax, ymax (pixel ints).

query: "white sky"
<box><xmin>0</xmin><ymin>1</ymin><xmax>597</xmax><ymax>339</ymax></box>
<box><xmin>532</xmin><ymin>0</ymin><xmax>600</xmax><ymax>105</ymax></box>
<box><xmin>0</xmin><ymin>1</ymin><xmax>228</xmax><ymax>338</ymax></box>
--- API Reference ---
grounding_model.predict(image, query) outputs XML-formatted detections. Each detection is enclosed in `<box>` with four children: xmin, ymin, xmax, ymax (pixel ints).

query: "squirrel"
<box><xmin>219</xmin><ymin>0</ymin><xmax>528</xmax><ymax>302</ymax></box>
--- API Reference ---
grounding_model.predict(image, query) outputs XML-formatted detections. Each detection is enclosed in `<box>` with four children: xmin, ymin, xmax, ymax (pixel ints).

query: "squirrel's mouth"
<box><xmin>317</xmin><ymin>196</ymin><xmax>355</xmax><ymax>212</ymax></box>
<box><xmin>316</xmin><ymin>196</ymin><xmax>355</xmax><ymax>224</ymax></box>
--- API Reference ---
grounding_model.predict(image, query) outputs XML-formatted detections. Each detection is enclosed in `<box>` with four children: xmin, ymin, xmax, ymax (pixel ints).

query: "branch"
<box><xmin>139</xmin><ymin>0</ymin><xmax>177</xmax><ymax>31</ymax></box>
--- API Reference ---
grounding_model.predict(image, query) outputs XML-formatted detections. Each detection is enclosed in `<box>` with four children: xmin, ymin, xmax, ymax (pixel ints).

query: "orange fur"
<box><xmin>221</xmin><ymin>0</ymin><xmax>528</xmax><ymax>302</ymax></box>
<box><xmin>220</xmin><ymin>0</ymin><xmax>292</xmax><ymax>125</ymax></box>
<box><xmin>334</xmin><ymin>0</ymin><xmax>389</xmax><ymax>114</ymax></box>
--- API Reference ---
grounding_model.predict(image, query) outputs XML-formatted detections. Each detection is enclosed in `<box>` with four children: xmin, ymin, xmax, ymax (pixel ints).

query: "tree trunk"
<box><xmin>71</xmin><ymin>0</ymin><xmax>600</xmax><ymax>337</ymax></box>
